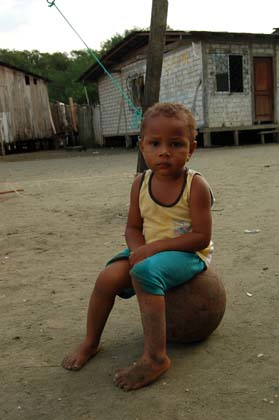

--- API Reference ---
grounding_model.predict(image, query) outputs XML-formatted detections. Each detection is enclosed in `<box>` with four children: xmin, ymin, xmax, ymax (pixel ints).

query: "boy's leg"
<box><xmin>62</xmin><ymin>260</ymin><xmax>132</xmax><ymax>371</ymax></box>
<box><xmin>114</xmin><ymin>278</ymin><xmax>170</xmax><ymax>391</ymax></box>
<box><xmin>114</xmin><ymin>251</ymin><xmax>204</xmax><ymax>390</ymax></box>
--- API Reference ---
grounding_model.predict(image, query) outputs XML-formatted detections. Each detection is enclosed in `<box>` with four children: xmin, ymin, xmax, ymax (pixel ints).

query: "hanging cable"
<box><xmin>46</xmin><ymin>0</ymin><xmax>142</xmax><ymax>128</ymax></box>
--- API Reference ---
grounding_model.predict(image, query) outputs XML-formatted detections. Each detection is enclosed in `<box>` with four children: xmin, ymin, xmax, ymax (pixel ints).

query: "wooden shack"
<box><xmin>78</xmin><ymin>30</ymin><xmax>279</xmax><ymax>147</ymax></box>
<box><xmin>0</xmin><ymin>61</ymin><xmax>55</xmax><ymax>154</ymax></box>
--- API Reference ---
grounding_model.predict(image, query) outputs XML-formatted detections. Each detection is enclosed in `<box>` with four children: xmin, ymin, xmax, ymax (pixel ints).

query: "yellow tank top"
<box><xmin>139</xmin><ymin>169</ymin><xmax>214</xmax><ymax>266</ymax></box>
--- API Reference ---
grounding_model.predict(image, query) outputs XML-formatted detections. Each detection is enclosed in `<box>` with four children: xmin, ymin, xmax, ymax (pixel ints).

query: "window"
<box><xmin>214</xmin><ymin>54</ymin><xmax>243</xmax><ymax>93</ymax></box>
<box><xmin>25</xmin><ymin>75</ymin><xmax>30</xmax><ymax>85</ymax></box>
<box><xmin>33</xmin><ymin>78</ymin><xmax>37</xmax><ymax>85</ymax></box>
<box><xmin>128</xmin><ymin>74</ymin><xmax>145</xmax><ymax>108</ymax></box>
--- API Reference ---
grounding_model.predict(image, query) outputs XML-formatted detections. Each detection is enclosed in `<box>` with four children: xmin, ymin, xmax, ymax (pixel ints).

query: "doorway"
<box><xmin>253</xmin><ymin>57</ymin><xmax>274</xmax><ymax>122</ymax></box>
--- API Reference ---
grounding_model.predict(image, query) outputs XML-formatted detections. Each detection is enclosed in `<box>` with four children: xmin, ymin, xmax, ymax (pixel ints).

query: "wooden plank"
<box><xmin>69</xmin><ymin>97</ymin><xmax>78</xmax><ymax>133</ymax></box>
<box><xmin>0</xmin><ymin>112</ymin><xmax>13</xmax><ymax>155</ymax></box>
<box><xmin>258</xmin><ymin>129</ymin><xmax>279</xmax><ymax>144</ymax></box>
<box><xmin>258</xmin><ymin>129</ymin><xmax>279</xmax><ymax>134</ymax></box>
<box><xmin>0</xmin><ymin>189</ymin><xmax>24</xmax><ymax>195</ymax></box>
<box><xmin>200</xmin><ymin>123</ymin><xmax>279</xmax><ymax>133</ymax></box>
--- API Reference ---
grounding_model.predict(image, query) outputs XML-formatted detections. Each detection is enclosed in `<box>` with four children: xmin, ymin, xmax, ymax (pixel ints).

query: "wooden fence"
<box><xmin>78</xmin><ymin>104</ymin><xmax>103</xmax><ymax>148</ymax></box>
<box><xmin>1</xmin><ymin>100</ymin><xmax>103</xmax><ymax>154</ymax></box>
<box><xmin>50</xmin><ymin>102</ymin><xmax>103</xmax><ymax>148</ymax></box>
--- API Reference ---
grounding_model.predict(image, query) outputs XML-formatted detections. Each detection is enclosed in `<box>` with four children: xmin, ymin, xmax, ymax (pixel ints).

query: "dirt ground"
<box><xmin>0</xmin><ymin>144</ymin><xmax>279</xmax><ymax>420</ymax></box>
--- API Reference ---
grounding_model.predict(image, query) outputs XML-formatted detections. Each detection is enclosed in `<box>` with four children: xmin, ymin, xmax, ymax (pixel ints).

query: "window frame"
<box><xmin>127</xmin><ymin>73</ymin><xmax>145</xmax><ymax>108</ymax></box>
<box><xmin>214</xmin><ymin>53</ymin><xmax>244</xmax><ymax>94</ymax></box>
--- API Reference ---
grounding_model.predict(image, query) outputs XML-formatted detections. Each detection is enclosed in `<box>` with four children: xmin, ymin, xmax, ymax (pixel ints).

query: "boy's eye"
<box><xmin>150</xmin><ymin>140</ymin><xmax>159</xmax><ymax>146</ymax></box>
<box><xmin>171</xmin><ymin>141</ymin><xmax>183</xmax><ymax>147</ymax></box>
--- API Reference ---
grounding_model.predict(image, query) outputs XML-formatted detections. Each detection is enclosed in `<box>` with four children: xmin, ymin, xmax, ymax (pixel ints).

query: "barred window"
<box><xmin>128</xmin><ymin>74</ymin><xmax>145</xmax><ymax>108</ymax></box>
<box><xmin>214</xmin><ymin>54</ymin><xmax>243</xmax><ymax>93</ymax></box>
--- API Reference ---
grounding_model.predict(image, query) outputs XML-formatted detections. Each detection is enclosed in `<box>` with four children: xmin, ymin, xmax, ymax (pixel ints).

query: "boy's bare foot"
<box><xmin>113</xmin><ymin>356</ymin><xmax>171</xmax><ymax>391</ymax></box>
<box><xmin>62</xmin><ymin>341</ymin><xmax>100</xmax><ymax>371</ymax></box>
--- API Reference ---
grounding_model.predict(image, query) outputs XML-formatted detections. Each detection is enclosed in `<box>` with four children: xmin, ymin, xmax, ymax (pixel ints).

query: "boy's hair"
<box><xmin>141</xmin><ymin>102</ymin><xmax>197</xmax><ymax>143</ymax></box>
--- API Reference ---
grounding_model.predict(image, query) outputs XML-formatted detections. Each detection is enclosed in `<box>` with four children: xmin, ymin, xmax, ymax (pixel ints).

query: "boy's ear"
<box><xmin>188</xmin><ymin>140</ymin><xmax>197</xmax><ymax>158</ymax></box>
<box><xmin>187</xmin><ymin>141</ymin><xmax>197</xmax><ymax>161</ymax></box>
<box><xmin>139</xmin><ymin>139</ymin><xmax>144</xmax><ymax>152</ymax></box>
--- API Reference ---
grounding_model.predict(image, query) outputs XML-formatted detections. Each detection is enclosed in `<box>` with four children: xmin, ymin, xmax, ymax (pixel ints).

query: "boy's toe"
<box><xmin>62</xmin><ymin>356</ymin><xmax>73</xmax><ymax>370</ymax></box>
<box><xmin>71</xmin><ymin>362</ymin><xmax>83</xmax><ymax>371</ymax></box>
<box><xmin>62</xmin><ymin>356</ymin><xmax>79</xmax><ymax>370</ymax></box>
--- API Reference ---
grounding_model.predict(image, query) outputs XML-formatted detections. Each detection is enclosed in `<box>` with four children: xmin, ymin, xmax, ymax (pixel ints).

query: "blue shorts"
<box><xmin>106</xmin><ymin>248</ymin><xmax>206</xmax><ymax>298</ymax></box>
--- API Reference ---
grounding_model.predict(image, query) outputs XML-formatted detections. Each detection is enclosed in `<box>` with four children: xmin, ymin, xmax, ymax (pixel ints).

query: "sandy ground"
<box><xmin>0</xmin><ymin>144</ymin><xmax>279</xmax><ymax>420</ymax></box>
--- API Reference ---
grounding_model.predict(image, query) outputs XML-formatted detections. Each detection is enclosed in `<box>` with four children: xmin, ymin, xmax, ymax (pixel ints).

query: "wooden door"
<box><xmin>253</xmin><ymin>57</ymin><xmax>274</xmax><ymax>122</ymax></box>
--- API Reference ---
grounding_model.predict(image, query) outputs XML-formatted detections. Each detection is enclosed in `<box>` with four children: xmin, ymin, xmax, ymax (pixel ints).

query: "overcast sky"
<box><xmin>1</xmin><ymin>0</ymin><xmax>279</xmax><ymax>54</ymax></box>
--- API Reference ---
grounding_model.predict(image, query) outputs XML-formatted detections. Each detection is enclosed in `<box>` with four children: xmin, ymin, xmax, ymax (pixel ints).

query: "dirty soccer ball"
<box><xmin>165</xmin><ymin>267</ymin><xmax>226</xmax><ymax>343</ymax></box>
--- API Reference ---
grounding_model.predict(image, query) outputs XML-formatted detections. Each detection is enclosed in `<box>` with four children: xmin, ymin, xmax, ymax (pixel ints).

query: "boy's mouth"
<box><xmin>156</xmin><ymin>162</ymin><xmax>171</xmax><ymax>169</ymax></box>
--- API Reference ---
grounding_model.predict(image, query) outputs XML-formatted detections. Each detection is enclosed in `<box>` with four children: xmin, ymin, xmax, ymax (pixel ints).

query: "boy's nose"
<box><xmin>159</xmin><ymin>146</ymin><xmax>170</xmax><ymax>156</ymax></box>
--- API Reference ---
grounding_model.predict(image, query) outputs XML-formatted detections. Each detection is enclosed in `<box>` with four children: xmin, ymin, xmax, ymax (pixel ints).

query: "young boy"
<box><xmin>62</xmin><ymin>103</ymin><xmax>213</xmax><ymax>391</ymax></box>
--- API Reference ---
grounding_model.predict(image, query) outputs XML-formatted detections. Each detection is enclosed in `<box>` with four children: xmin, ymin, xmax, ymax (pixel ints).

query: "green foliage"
<box><xmin>0</xmin><ymin>48</ymin><xmax>98</xmax><ymax>104</ymax></box>
<box><xmin>0</xmin><ymin>28</ymin><xmax>156</xmax><ymax>105</ymax></box>
<box><xmin>99</xmin><ymin>28</ymin><xmax>140</xmax><ymax>55</ymax></box>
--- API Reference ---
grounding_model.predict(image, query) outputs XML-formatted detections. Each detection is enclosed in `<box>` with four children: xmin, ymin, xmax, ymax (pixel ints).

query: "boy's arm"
<box><xmin>125</xmin><ymin>175</ymin><xmax>145</xmax><ymax>251</ymax></box>
<box><xmin>129</xmin><ymin>175</ymin><xmax>212</xmax><ymax>265</ymax></box>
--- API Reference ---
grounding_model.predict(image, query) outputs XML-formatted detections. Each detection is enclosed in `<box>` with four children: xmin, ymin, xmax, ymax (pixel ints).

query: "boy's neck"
<box><xmin>152</xmin><ymin>167</ymin><xmax>187</xmax><ymax>183</ymax></box>
<box><xmin>149</xmin><ymin>168</ymin><xmax>187</xmax><ymax>206</ymax></box>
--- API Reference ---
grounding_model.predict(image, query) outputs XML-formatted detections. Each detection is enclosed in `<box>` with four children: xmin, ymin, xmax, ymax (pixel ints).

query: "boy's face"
<box><xmin>140</xmin><ymin>115</ymin><xmax>196</xmax><ymax>176</ymax></box>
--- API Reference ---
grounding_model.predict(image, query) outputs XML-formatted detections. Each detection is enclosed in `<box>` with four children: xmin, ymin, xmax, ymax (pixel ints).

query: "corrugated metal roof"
<box><xmin>78</xmin><ymin>30</ymin><xmax>279</xmax><ymax>82</ymax></box>
<box><xmin>0</xmin><ymin>60</ymin><xmax>50</xmax><ymax>82</ymax></box>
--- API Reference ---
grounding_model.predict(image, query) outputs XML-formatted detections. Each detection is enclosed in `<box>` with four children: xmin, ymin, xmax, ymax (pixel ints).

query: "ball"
<box><xmin>165</xmin><ymin>266</ymin><xmax>226</xmax><ymax>343</ymax></box>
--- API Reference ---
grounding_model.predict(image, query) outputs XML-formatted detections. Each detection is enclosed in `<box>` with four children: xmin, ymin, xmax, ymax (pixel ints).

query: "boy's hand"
<box><xmin>129</xmin><ymin>243</ymin><xmax>157</xmax><ymax>267</ymax></box>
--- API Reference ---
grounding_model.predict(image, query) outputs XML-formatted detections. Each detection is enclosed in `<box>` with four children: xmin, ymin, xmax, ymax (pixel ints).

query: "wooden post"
<box><xmin>203</xmin><ymin>131</ymin><xmax>211</xmax><ymax>148</ymax></box>
<box><xmin>84</xmin><ymin>85</ymin><xmax>90</xmax><ymax>106</ymax></box>
<box><xmin>69</xmin><ymin>97</ymin><xmax>78</xmax><ymax>146</ymax></box>
<box><xmin>69</xmin><ymin>97</ymin><xmax>78</xmax><ymax>133</ymax></box>
<box><xmin>233</xmin><ymin>130</ymin><xmax>239</xmax><ymax>147</ymax></box>
<box><xmin>0</xmin><ymin>114</ymin><xmax>6</xmax><ymax>156</ymax></box>
<box><xmin>0</xmin><ymin>135</ymin><xmax>5</xmax><ymax>156</ymax></box>
<box><xmin>137</xmin><ymin>0</ymin><xmax>169</xmax><ymax>173</ymax></box>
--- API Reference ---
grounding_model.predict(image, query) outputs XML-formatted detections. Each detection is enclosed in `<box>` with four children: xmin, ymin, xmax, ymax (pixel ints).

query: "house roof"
<box><xmin>0</xmin><ymin>60</ymin><xmax>50</xmax><ymax>82</ymax></box>
<box><xmin>78</xmin><ymin>31</ymin><xmax>183</xmax><ymax>82</ymax></box>
<box><xmin>78</xmin><ymin>30</ymin><xmax>279</xmax><ymax>83</ymax></box>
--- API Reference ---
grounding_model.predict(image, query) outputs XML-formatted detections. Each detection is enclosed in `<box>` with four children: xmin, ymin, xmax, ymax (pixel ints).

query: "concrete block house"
<box><xmin>78</xmin><ymin>30</ymin><xmax>279</xmax><ymax>147</ymax></box>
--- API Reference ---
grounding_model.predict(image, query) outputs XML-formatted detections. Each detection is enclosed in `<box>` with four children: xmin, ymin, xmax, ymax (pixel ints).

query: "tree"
<box><xmin>0</xmin><ymin>48</ymin><xmax>98</xmax><ymax>104</ymax></box>
<box><xmin>0</xmin><ymin>29</ymin><xmax>139</xmax><ymax>105</ymax></box>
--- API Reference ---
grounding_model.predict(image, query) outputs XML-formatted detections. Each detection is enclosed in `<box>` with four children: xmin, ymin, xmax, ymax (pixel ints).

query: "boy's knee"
<box><xmin>94</xmin><ymin>269</ymin><xmax>111</xmax><ymax>293</ymax></box>
<box><xmin>95</xmin><ymin>262</ymin><xmax>130</xmax><ymax>294</ymax></box>
<box><xmin>130</xmin><ymin>258</ymin><xmax>164</xmax><ymax>295</ymax></box>
<box><xmin>130</xmin><ymin>258</ymin><xmax>151</xmax><ymax>281</ymax></box>
<box><xmin>95</xmin><ymin>267</ymin><xmax>118</xmax><ymax>290</ymax></box>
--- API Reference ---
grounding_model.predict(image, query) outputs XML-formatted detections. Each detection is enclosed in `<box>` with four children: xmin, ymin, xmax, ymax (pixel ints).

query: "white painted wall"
<box><xmin>160</xmin><ymin>42</ymin><xmax>204</xmax><ymax>126</ymax></box>
<box><xmin>98</xmin><ymin>42</ymin><xmax>204</xmax><ymax>137</ymax></box>
<box><xmin>205</xmin><ymin>42</ymin><xmax>252</xmax><ymax>127</ymax></box>
<box><xmin>97</xmin><ymin>39</ymin><xmax>279</xmax><ymax>137</ymax></box>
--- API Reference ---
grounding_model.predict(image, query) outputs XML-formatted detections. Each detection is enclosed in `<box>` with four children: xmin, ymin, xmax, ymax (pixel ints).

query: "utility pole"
<box><xmin>137</xmin><ymin>0</ymin><xmax>169</xmax><ymax>173</ymax></box>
